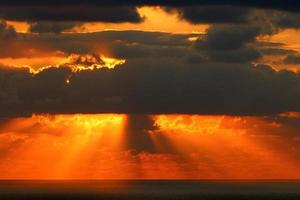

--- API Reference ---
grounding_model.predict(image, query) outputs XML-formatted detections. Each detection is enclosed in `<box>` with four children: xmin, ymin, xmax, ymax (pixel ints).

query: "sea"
<box><xmin>0</xmin><ymin>180</ymin><xmax>299</xmax><ymax>199</ymax></box>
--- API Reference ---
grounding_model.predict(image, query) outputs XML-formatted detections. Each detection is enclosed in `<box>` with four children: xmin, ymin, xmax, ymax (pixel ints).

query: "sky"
<box><xmin>1</xmin><ymin>0</ymin><xmax>300</xmax><ymax>179</ymax></box>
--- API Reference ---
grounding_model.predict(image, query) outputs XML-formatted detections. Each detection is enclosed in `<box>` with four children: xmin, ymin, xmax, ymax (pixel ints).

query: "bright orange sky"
<box><xmin>0</xmin><ymin>114</ymin><xmax>299</xmax><ymax>179</ymax></box>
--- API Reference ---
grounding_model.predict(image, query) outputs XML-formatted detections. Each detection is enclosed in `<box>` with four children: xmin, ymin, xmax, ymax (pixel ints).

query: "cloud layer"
<box><xmin>0</xmin><ymin>0</ymin><xmax>299</xmax><ymax>11</ymax></box>
<box><xmin>1</xmin><ymin>3</ymin><xmax>300</xmax><ymax>117</ymax></box>
<box><xmin>1</xmin><ymin>59</ymin><xmax>300</xmax><ymax>116</ymax></box>
<box><xmin>0</xmin><ymin>6</ymin><xmax>143</xmax><ymax>23</ymax></box>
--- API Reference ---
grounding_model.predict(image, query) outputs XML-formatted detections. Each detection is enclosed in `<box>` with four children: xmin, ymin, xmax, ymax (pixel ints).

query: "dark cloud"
<box><xmin>0</xmin><ymin>1</ymin><xmax>299</xmax><ymax>28</ymax></box>
<box><xmin>265</xmin><ymin>114</ymin><xmax>300</xmax><ymax>137</ymax></box>
<box><xmin>123</xmin><ymin>114</ymin><xmax>175</xmax><ymax>153</ymax></box>
<box><xmin>0</xmin><ymin>6</ymin><xmax>143</xmax><ymax>23</ymax></box>
<box><xmin>168</xmin><ymin>9</ymin><xmax>300</xmax><ymax>40</ymax></box>
<box><xmin>169</xmin><ymin>6</ymin><xmax>252</xmax><ymax>24</ymax></box>
<box><xmin>67</xmin><ymin>54</ymin><xmax>105</xmax><ymax>67</ymax></box>
<box><xmin>124</xmin><ymin>115</ymin><xmax>157</xmax><ymax>153</ymax></box>
<box><xmin>0</xmin><ymin>29</ymin><xmax>197</xmax><ymax>58</ymax></box>
<box><xmin>0</xmin><ymin>0</ymin><xmax>299</xmax><ymax>12</ymax></box>
<box><xmin>194</xmin><ymin>24</ymin><xmax>262</xmax><ymax>63</ymax></box>
<box><xmin>0</xmin><ymin>21</ymin><xmax>288</xmax><ymax>65</ymax></box>
<box><xmin>1</xmin><ymin>60</ymin><xmax>300</xmax><ymax>117</ymax></box>
<box><xmin>112</xmin><ymin>41</ymin><xmax>194</xmax><ymax>60</ymax></box>
<box><xmin>0</xmin><ymin>20</ymin><xmax>17</xmax><ymax>39</ymax></box>
<box><xmin>200</xmin><ymin>25</ymin><xmax>260</xmax><ymax>50</ymax></box>
<box><xmin>284</xmin><ymin>54</ymin><xmax>300</xmax><ymax>64</ymax></box>
<box><xmin>272</xmin><ymin>11</ymin><xmax>300</xmax><ymax>29</ymax></box>
<box><xmin>0</xmin><ymin>1</ymin><xmax>300</xmax><ymax>31</ymax></box>
<box><xmin>260</xmin><ymin>48</ymin><xmax>294</xmax><ymax>56</ymax></box>
<box><xmin>1</xmin><ymin>22</ymin><xmax>265</xmax><ymax>64</ymax></box>
<box><xmin>0</xmin><ymin>23</ymin><xmax>279</xmax><ymax>64</ymax></box>
<box><xmin>256</xmin><ymin>41</ymin><xmax>296</xmax><ymax>57</ymax></box>
<box><xmin>184</xmin><ymin>54</ymin><xmax>205</xmax><ymax>64</ymax></box>
<box><xmin>202</xmin><ymin>48</ymin><xmax>261</xmax><ymax>63</ymax></box>
<box><xmin>170</xmin><ymin>8</ymin><xmax>300</xmax><ymax>34</ymax></box>
<box><xmin>0</xmin><ymin>10</ymin><xmax>299</xmax><ymax>118</ymax></box>
<box><xmin>29</xmin><ymin>22</ymin><xmax>82</xmax><ymax>33</ymax></box>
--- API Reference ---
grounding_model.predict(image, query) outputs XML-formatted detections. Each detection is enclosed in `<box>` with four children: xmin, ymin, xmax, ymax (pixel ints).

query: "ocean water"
<box><xmin>0</xmin><ymin>180</ymin><xmax>299</xmax><ymax>200</ymax></box>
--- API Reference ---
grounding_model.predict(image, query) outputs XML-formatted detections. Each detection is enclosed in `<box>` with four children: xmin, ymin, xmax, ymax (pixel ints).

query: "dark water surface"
<box><xmin>0</xmin><ymin>180</ymin><xmax>300</xmax><ymax>199</ymax></box>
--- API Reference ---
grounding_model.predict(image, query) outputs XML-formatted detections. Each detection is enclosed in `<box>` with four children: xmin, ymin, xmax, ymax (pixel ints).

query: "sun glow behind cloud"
<box><xmin>0</xmin><ymin>114</ymin><xmax>299</xmax><ymax>180</ymax></box>
<box><xmin>6</xmin><ymin>7</ymin><xmax>208</xmax><ymax>34</ymax></box>
<box><xmin>0</xmin><ymin>54</ymin><xmax>126</xmax><ymax>75</ymax></box>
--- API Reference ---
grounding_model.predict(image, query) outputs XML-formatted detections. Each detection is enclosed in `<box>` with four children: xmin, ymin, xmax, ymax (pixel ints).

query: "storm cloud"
<box><xmin>0</xmin><ymin>0</ymin><xmax>299</xmax><ymax>12</ymax></box>
<box><xmin>28</xmin><ymin>22</ymin><xmax>82</xmax><ymax>33</ymax></box>
<box><xmin>1</xmin><ymin>2</ymin><xmax>300</xmax><ymax>118</ymax></box>
<box><xmin>167</xmin><ymin>6</ymin><xmax>252</xmax><ymax>24</ymax></box>
<box><xmin>0</xmin><ymin>6</ymin><xmax>143</xmax><ymax>23</ymax></box>
<box><xmin>1</xmin><ymin>59</ymin><xmax>300</xmax><ymax>117</ymax></box>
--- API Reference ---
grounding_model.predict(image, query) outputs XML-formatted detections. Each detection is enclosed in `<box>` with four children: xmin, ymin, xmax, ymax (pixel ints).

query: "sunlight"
<box><xmin>0</xmin><ymin>114</ymin><xmax>127</xmax><ymax>179</ymax></box>
<box><xmin>0</xmin><ymin>114</ymin><xmax>299</xmax><ymax>179</ymax></box>
<box><xmin>151</xmin><ymin>115</ymin><xmax>300</xmax><ymax>179</ymax></box>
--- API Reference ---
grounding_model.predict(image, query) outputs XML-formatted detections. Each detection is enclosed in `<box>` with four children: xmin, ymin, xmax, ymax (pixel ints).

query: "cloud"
<box><xmin>0</xmin><ymin>23</ymin><xmax>265</xmax><ymax>64</ymax></box>
<box><xmin>264</xmin><ymin>114</ymin><xmax>300</xmax><ymax>137</ymax></box>
<box><xmin>178</xmin><ymin>7</ymin><xmax>300</xmax><ymax>32</ymax></box>
<box><xmin>0</xmin><ymin>1</ymin><xmax>299</xmax><ymax>27</ymax></box>
<box><xmin>260</xmin><ymin>48</ymin><xmax>295</xmax><ymax>56</ymax></box>
<box><xmin>202</xmin><ymin>48</ymin><xmax>261</xmax><ymax>63</ymax></box>
<box><xmin>284</xmin><ymin>54</ymin><xmax>300</xmax><ymax>64</ymax></box>
<box><xmin>67</xmin><ymin>54</ymin><xmax>105</xmax><ymax>67</ymax></box>
<box><xmin>0</xmin><ymin>0</ymin><xmax>300</xmax><ymax>12</ymax></box>
<box><xmin>167</xmin><ymin>6</ymin><xmax>252</xmax><ymax>24</ymax></box>
<box><xmin>271</xmin><ymin>11</ymin><xmax>300</xmax><ymax>29</ymax></box>
<box><xmin>1</xmin><ymin>8</ymin><xmax>300</xmax><ymax>118</ymax></box>
<box><xmin>0</xmin><ymin>22</ymin><xmax>290</xmax><ymax>65</ymax></box>
<box><xmin>124</xmin><ymin>115</ymin><xmax>158</xmax><ymax>153</ymax></box>
<box><xmin>0</xmin><ymin>20</ymin><xmax>17</xmax><ymax>39</ymax></box>
<box><xmin>0</xmin><ymin>29</ymin><xmax>197</xmax><ymax>58</ymax></box>
<box><xmin>193</xmin><ymin>24</ymin><xmax>262</xmax><ymax>63</ymax></box>
<box><xmin>169</xmin><ymin>7</ymin><xmax>300</xmax><ymax>34</ymax></box>
<box><xmin>29</xmin><ymin>22</ymin><xmax>82</xmax><ymax>33</ymax></box>
<box><xmin>1</xmin><ymin>59</ymin><xmax>300</xmax><ymax>117</ymax></box>
<box><xmin>0</xmin><ymin>6</ymin><xmax>143</xmax><ymax>23</ymax></box>
<box><xmin>201</xmin><ymin>25</ymin><xmax>260</xmax><ymax>50</ymax></box>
